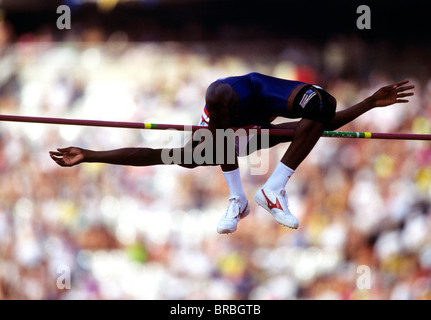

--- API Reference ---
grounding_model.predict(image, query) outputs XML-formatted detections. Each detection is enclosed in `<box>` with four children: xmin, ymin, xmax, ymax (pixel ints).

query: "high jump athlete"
<box><xmin>49</xmin><ymin>73</ymin><xmax>414</xmax><ymax>234</ymax></box>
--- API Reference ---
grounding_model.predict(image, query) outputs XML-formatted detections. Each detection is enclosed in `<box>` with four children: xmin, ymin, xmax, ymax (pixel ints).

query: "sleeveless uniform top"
<box><xmin>201</xmin><ymin>72</ymin><xmax>308</xmax><ymax>127</ymax></box>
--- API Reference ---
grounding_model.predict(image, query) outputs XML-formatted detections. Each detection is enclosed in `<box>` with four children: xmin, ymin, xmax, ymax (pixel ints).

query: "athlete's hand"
<box><xmin>49</xmin><ymin>147</ymin><xmax>85</xmax><ymax>167</ymax></box>
<box><xmin>370</xmin><ymin>80</ymin><xmax>414</xmax><ymax>108</ymax></box>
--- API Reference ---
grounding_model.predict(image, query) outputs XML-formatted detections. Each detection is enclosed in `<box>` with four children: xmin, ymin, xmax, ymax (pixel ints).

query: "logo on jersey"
<box><xmin>299</xmin><ymin>89</ymin><xmax>317</xmax><ymax>108</ymax></box>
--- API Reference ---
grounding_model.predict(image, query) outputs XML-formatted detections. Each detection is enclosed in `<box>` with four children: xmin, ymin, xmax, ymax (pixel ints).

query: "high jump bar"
<box><xmin>0</xmin><ymin>114</ymin><xmax>430</xmax><ymax>141</ymax></box>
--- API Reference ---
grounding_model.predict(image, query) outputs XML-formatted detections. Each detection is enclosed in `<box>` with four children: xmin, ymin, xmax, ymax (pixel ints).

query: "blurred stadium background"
<box><xmin>0</xmin><ymin>0</ymin><xmax>430</xmax><ymax>300</ymax></box>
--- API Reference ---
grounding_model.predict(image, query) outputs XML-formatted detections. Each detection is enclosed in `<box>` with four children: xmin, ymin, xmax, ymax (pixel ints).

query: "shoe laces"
<box><xmin>224</xmin><ymin>196</ymin><xmax>240</xmax><ymax>219</ymax></box>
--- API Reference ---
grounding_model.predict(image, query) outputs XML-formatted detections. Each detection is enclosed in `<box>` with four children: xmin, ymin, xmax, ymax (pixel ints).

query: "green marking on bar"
<box><xmin>144</xmin><ymin>123</ymin><xmax>157</xmax><ymax>129</ymax></box>
<box><xmin>322</xmin><ymin>131</ymin><xmax>373</xmax><ymax>139</ymax></box>
<box><xmin>323</xmin><ymin>131</ymin><xmax>358</xmax><ymax>138</ymax></box>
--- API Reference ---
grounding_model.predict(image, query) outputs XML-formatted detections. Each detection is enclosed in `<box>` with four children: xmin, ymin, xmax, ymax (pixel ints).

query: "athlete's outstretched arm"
<box><xmin>270</xmin><ymin>80</ymin><xmax>415</xmax><ymax>133</ymax></box>
<box><xmin>325</xmin><ymin>80</ymin><xmax>414</xmax><ymax>131</ymax></box>
<box><xmin>49</xmin><ymin>146</ymin><xmax>168</xmax><ymax>167</ymax></box>
<box><xmin>49</xmin><ymin>137</ymin><xmax>217</xmax><ymax>168</ymax></box>
<box><xmin>258</xmin><ymin>80</ymin><xmax>415</xmax><ymax>150</ymax></box>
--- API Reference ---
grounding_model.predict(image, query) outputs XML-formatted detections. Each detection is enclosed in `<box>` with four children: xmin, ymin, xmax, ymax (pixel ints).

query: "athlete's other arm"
<box><xmin>270</xmin><ymin>80</ymin><xmax>415</xmax><ymax>134</ymax></box>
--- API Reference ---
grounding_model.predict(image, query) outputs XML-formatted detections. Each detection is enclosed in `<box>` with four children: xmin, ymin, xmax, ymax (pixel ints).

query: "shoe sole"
<box><xmin>254</xmin><ymin>195</ymin><xmax>299</xmax><ymax>229</ymax></box>
<box><xmin>217</xmin><ymin>223</ymin><xmax>238</xmax><ymax>234</ymax></box>
<box><xmin>217</xmin><ymin>228</ymin><xmax>235</xmax><ymax>234</ymax></box>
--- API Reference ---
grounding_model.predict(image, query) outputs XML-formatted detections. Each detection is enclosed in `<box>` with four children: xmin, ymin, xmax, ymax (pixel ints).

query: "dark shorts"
<box><xmin>292</xmin><ymin>85</ymin><xmax>337</xmax><ymax>123</ymax></box>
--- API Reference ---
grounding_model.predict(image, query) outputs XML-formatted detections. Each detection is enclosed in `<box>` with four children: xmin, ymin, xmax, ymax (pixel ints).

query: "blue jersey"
<box><xmin>214</xmin><ymin>72</ymin><xmax>306</xmax><ymax>127</ymax></box>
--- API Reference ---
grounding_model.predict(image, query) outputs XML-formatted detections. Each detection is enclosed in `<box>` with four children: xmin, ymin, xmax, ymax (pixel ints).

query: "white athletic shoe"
<box><xmin>217</xmin><ymin>196</ymin><xmax>250</xmax><ymax>234</ymax></box>
<box><xmin>254</xmin><ymin>187</ymin><xmax>299</xmax><ymax>229</ymax></box>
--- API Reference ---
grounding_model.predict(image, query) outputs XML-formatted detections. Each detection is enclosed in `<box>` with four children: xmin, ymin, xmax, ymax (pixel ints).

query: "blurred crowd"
<box><xmin>0</xmin><ymin>15</ymin><xmax>431</xmax><ymax>300</ymax></box>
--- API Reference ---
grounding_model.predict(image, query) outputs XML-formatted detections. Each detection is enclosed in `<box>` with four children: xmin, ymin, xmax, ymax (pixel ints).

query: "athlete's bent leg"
<box><xmin>255</xmin><ymin>87</ymin><xmax>336</xmax><ymax>229</ymax></box>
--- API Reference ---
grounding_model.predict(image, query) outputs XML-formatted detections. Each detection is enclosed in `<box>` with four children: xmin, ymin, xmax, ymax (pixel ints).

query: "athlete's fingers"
<box><xmin>49</xmin><ymin>152</ymin><xmax>64</xmax><ymax>160</ymax></box>
<box><xmin>49</xmin><ymin>151</ymin><xmax>63</xmax><ymax>157</ymax></box>
<box><xmin>397</xmin><ymin>92</ymin><xmax>414</xmax><ymax>98</ymax></box>
<box><xmin>49</xmin><ymin>153</ymin><xmax>70</xmax><ymax>167</ymax></box>
<box><xmin>393</xmin><ymin>80</ymin><xmax>410</xmax><ymax>88</ymax></box>
<box><xmin>396</xmin><ymin>85</ymin><xmax>415</xmax><ymax>92</ymax></box>
<box><xmin>57</xmin><ymin>147</ymin><xmax>71</xmax><ymax>153</ymax></box>
<box><xmin>396</xmin><ymin>99</ymin><xmax>410</xmax><ymax>103</ymax></box>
